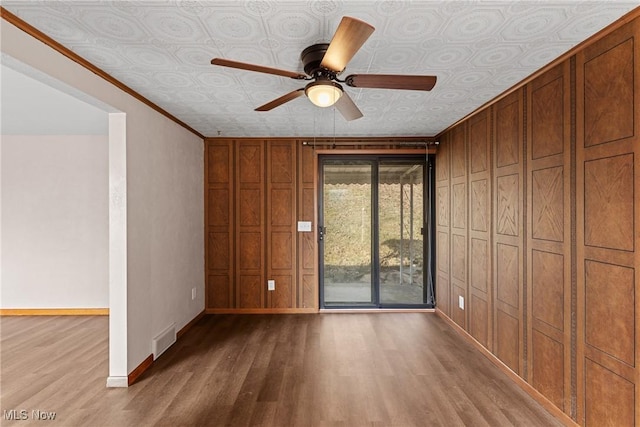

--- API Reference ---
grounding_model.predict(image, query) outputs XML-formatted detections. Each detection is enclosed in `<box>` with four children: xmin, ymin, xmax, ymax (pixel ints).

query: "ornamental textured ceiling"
<box><xmin>2</xmin><ymin>1</ymin><xmax>638</xmax><ymax>138</ymax></box>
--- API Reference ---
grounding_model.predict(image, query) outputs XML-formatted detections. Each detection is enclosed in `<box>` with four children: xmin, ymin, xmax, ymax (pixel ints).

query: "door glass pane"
<box><xmin>322</xmin><ymin>162</ymin><xmax>373</xmax><ymax>304</ymax></box>
<box><xmin>378</xmin><ymin>162</ymin><xmax>425</xmax><ymax>304</ymax></box>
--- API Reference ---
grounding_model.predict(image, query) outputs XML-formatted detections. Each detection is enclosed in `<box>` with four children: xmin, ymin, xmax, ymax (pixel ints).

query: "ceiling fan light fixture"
<box><xmin>305</xmin><ymin>81</ymin><xmax>343</xmax><ymax>107</ymax></box>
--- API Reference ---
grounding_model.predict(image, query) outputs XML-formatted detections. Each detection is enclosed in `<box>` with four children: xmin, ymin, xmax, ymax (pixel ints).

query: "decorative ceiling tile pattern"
<box><xmin>2</xmin><ymin>1</ymin><xmax>638</xmax><ymax>138</ymax></box>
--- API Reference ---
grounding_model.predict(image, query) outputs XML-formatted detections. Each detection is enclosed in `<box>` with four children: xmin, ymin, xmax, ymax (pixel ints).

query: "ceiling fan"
<box><xmin>210</xmin><ymin>16</ymin><xmax>437</xmax><ymax>121</ymax></box>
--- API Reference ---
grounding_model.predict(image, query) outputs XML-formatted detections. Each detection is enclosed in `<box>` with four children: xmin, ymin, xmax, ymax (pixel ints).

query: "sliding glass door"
<box><xmin>378</xmin><ymin>162</ymin><xmax>425</xmax><ymax>305</ymax></box>
<box><xmin>321</xmin><ymin>161</ymin><xmax>374</xmax><ymax>304</ymax></box>
<box><xmin>319</xmin><ymin>155</ymin><xmax>435</xmax><ymax>308</ymax></box>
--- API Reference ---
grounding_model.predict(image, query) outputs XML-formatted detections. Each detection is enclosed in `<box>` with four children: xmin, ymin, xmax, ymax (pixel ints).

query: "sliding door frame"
<box><xmin>318</xmin><ymin>152</ymin><xmax>436</xmax><ymax>309</ymax></box>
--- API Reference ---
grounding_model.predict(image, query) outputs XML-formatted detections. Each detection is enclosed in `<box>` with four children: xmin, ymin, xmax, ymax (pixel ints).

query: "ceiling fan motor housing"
<box><xmin>301</xmin><ymin>43</ymin><xmax>332</xmax><ymax>76</ymax></box>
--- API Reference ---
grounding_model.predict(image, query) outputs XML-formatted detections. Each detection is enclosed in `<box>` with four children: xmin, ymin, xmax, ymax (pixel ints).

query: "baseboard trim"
<box><xmin>204</xmin><ymin>308</ymin><xmax>435</xmax><ymax>314</ymax></box>
<box><xmin>177</xmin><ymin>310</ymin><xmax>205</xmax><ymax>339</ymax></box>
<box><xmin>0</xmin><ymin>308</ymin><xmax>109</xmax><ymax>316</ymax></box>
<box><xmin>435</xmin><ymin>309</ymin><xmax>577</xmax><ymax>427</ymax></box>
<box><xmin>320</xmin><ymin>308</ymin><xmax>435</xmax><ymax>314</ymax></box>
<box><xmin>205</xmin><ymin>308</ymin><xmax>319</xmax><ymax>314</ymax></box>
<box><xmin>126</xmin><ymin>310</ymin><xmax>206</xmax><ymax>387</ymax></box>
<box><xmin>106</xmin><ymin>376</ymin><xmax>128</xmax><ymax>388</ymax></box>
<box><xmin>127</xmin><ymin>354</ymin><xmax>153</xmax><ymax>386</ymax></box>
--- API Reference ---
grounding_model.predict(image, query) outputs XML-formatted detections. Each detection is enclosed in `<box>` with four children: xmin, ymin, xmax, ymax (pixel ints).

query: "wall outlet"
<box><xmin>191</xmin><ymin>287</ymin><xmax>196</xmax><ymax>300</ymax></box>
<box><xmin>458</xmin><ymin>295</ymin><xmax>464</xmax><ymax>310</ymax></box>
<box><xmin>267</xmin><ymin>280</ymin><xmax>275</xmax><ymax>291</ymax></box>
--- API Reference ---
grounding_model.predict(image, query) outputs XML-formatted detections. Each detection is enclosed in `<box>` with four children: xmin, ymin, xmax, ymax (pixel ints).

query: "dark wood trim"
<box><xmin>313</xmin><ymin>145</ymin><xmax>320</xmax><ymax>309</ymax></box>
<box><xmin>127</xmin><ymin>354</ymin><xmax>153</xmax><ymax>386</ymax></box>
<box><xmin>203</xmin><ymin>139</ymin><xmax>210</xmax><ymax>311</ymax></box>
<box><xmin>176</xmin><ymin>310</ymin><xmax>206</xmax><ymax>340</ymax></box>
<box><xmin>315</xmin><ymin>148</ymin><xmax>436</xmax><ymax>155</ymax></box>
<box><xmin>436</xmin><ymin>309</ymin><xmax>578</xmax><ymax>427</ymax></box>
<box><xmin>0</xmin><ymin>7</ymin><xmax>205</xmax><ymax>140</ymax></box>
<box><xmin>0</xmin><ymin>308</ymin><xmax>109</xmax><ymax>316</ymax></box>
<box><xmin>437</xmin><ymin>6</ymin><xmax>640</xmax><ymax>139</ymax></box>
<box><xmin>521</xmin><ymin>86</ymin><xmax>528</xmax><ymax>379</ymax></box>
<box><xmin>205</xmin><ymin>136</ymin><xmax>435</xmax><ymax>143</ymax></box>
<box><xmin>320</xmin><ymin>308</ymin><xmax>435</xmax><ymax>313</ymax></box>
<box><xmin>569</xmin><ymin>54</ymin><xmax>578</xmax><ymax>422</ymax></box>
<box><xmin>206</xmin><ymin>308</ymin><xmax>318</xmax><ymax>314</ymax></box>
<box><xmin>128</xmin><ymin>310</ymin><xmax>205</xmax><ymax>386</ymax></box>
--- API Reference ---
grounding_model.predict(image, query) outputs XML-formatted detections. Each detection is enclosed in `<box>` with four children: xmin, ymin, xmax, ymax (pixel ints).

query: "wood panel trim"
<box><xmin>314</xmin><ymin>148</ymin><xmax>436</xmax><ymax>155</ymax></box>
<box><xmin>207</xmin><ymin>308</ymin><xmax>436</xmax><ymax>314</ymax></box>
<box><xmin>569</xmin><ymin>55</ymin><xmax>578</xmax><ymax>421</ymax></box>
<box><xmin>436</xmin><ymin>6</ymin><xmax>640</xmax><ymax>139</ymax></box>
<box><xmin>320</xmin><ymin>308</ymin><xmax>436</xmax><ymax>314</ymax></box>
<box><xmin>251</xmin><ymin>136</ymin><xmax>435</xmax><ymax>143</ymax></box>
<box><xmin>521</xmin><ymin>87</ymin><xmax>529</xmax><ymax>379</ymax></box>
<box><xmin>128</xmin><ymin>354</ymin><xmax>153</xmax><ymax>386</ymax></box>
<box><xmin>488</xmin><ymin>105</ymin><xmax>495</xmax><ymax>352</ymax></box>
<box><xmin>0</xmin><ymin>308</ymin><xmax>109</xmax><ymax>316</ymax></box>
<box><xmin>312</xmin><ymin>145</ymin><xmax>320</xmax><ymax>308</ymax></box>
<box><xmin>206</xmin><ymin>308</ymin><xmax>318</xmax><ymax>314</ymax></box>
<box><xmin>204</xmin><ymin>142</ymin><xmax>210</xmax><ymax>310</ymax></box>
<box><xmin>436</xmin><ymin>309</ymin><xmax>578</xmax><ymax>427</ymax></box>
<box><xmin>0</xmin><ymin>7</ymin><xmax>204</xmax><ymax>140</ymax></box>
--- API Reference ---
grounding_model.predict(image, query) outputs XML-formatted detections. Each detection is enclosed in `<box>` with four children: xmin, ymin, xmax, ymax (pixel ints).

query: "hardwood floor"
<box><xmin>1</xmin><ymin>313</ymin><xmax>564</xmax><ymax>426</ymax></box>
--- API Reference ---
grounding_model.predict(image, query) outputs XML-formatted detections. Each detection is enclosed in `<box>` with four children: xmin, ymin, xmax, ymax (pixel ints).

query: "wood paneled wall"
<box><xmin>468</xmin><ymin>109</ymin><xmax>492</xmax><ymax>350</ymax></box>
<box><xmin>207</xmin><ymin>141</ymin><xmax>234</xmax><ymax>308</ymax></box>
<box><xmin>436</xmin><ymin>134</ymin><xmax>451</xmax><ymax>316</ymax></box>
<box><xmin>298</xmin><ymin>144</ymin><xmax>317</xmax><ymax>308</ymax></box>
<box><xmin>205</xmin><ymin>139</ymin><xmax>317</xmax><ymax>312</ymax></box>
<box><xmin>205</xmin><ymin>140</ymin><xmax>432</xmax><ymax>312</ymax></box>
<box><xmin>576</xmin><ymin>21</ymin><xmax>639</xmax><ymax>426</ymax></box>
<box><xmin>494</xmin><ymin>89</ymin><xmax>525</xmax><ymax>376</ymax></box>
<box><xmin>436</xmin><ymin>16</ymin><xmax>640</xmax><ymax>425</ymax></box>
<box><xmin>450</xmin><ymin>124</ymin><xmax>468</xmax><ymax>329</ymax></box>
<box><xmin>527</xmin><ymin>60</ymin><xmax>572</xmax><ymax>414</ymax></box>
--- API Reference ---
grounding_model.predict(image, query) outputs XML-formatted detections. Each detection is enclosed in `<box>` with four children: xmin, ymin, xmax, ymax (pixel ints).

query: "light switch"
<box><xmin>297</xmin><ymin>221</ymin><xmax>312</xmax><ymax>232</ymax></box>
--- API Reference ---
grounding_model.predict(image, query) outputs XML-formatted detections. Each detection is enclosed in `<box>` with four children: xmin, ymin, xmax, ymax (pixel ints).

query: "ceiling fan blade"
<box><xmin>346</xmin><ymin>74</ymin><xmax>437</xmax><ymax>91</ymax></box>
<box><xmin>255</xmin><ymin>89</ymin><xmax>305</xmax><ymax>111</ymax></box>
<box><xmin>334</xmin><ymin>92</ymin><xmax>363</xmax><ymax>121</ymax></box>
<box><xmin>320</xmin><ymin>17</ymin><xmax>375</xmax><ymax>73</ymax></box>
<box><xmin>211</xmin><ymin>58</ymin><xmax>307</xmax><ymax>79</ymax></box>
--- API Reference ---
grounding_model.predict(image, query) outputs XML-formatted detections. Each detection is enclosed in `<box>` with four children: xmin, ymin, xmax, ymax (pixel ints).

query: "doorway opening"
<box><xmin>319</xmin><ymin>155</ymin><xmax>435</xmax><ymax>309</ymax></box>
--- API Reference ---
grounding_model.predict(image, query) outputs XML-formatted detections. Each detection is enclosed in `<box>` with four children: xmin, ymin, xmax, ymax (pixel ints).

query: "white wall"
<box><xmin>1</xmin><ymin>134</ymin><xmax>108</xmax><ymax>308</ymax></box>
<box><xmin>1</xmin><ymin>20</ymin><xmax>205</xmax><ymax>379</ymax></box>
<box><xmin>1</xmin><ymin>64</ymin><xmax>109</xmax><ymax>135</ymax></box>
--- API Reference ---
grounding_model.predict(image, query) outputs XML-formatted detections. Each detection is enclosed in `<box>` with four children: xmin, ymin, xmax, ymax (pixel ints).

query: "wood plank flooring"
<box><xmin>0</xmin><ymin>313</ymin><xmax>564</xmax><ymax>426</ymax></box>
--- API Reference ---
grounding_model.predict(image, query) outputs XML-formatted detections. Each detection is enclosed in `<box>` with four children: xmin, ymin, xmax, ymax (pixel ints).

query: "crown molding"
<box><xmin>0</xmin><ymin>6</ymin><xmax>205</xmax><ymax>140</ymax></box>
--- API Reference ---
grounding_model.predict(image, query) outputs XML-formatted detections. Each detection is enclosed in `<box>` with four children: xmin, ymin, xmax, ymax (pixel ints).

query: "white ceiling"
<box><xmin>2</xmin><ymin>1</ymin><xmax>638</xmax><ymax>138</ymax></box>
